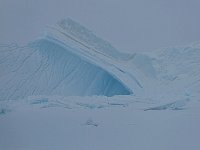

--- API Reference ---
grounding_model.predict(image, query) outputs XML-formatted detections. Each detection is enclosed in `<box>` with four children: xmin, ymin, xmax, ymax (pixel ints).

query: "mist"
<box><xmin>1</xmin><ymin>0</ymin><xmax>200</xmax><ymax>52</ymax></box>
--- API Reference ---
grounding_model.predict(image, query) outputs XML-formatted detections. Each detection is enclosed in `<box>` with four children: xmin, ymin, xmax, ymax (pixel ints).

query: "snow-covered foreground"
<box><xmin>0</xmin><ymin>96</ymin><xmax>200</xmax><ymax>150</ymax></box>
<box><xmin>0</xmin><ymin>18</ymin><xmax>200</xmax><ymax>150</ymax></box>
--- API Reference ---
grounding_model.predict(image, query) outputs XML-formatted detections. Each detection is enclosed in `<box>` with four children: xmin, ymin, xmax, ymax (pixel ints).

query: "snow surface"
<box><xmin>0</xmin><ymin>18</ymin><xmax>200</xmax><ymax>150</ymax></box>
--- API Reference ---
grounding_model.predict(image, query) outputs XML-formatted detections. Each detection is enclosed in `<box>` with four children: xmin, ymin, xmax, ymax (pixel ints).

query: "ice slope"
<box><xmin>0</xmin><ymin>42</ymin><xmax>132</xmax><ymax>100</ymax></box>
<box><xmin>148</xmin><ymin>45</ymin><xmax>200</xmax><ymax>102</ymax></box>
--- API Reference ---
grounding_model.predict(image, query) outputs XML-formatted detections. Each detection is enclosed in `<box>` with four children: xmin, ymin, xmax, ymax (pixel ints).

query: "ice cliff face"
<box><xmin>0</xmin><ymin>18</ymin><xmax>200</xmax><ymax>102</ymax></box>
<box><xmin>0</xmin><ymin>19</ymin><xmax>136</xmax><ymax>100</ymax></box>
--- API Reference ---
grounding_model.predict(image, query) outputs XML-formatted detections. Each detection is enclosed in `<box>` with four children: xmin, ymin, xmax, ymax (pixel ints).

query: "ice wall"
<box><xmin>0</xmin><ymin>38</ymin><xmax>132</xmax><ymax>100</ymax></box>
<box><xmin>1</xmin><ymin>18</ymin><xmax>199</xmax><ymax>101</ymax></box>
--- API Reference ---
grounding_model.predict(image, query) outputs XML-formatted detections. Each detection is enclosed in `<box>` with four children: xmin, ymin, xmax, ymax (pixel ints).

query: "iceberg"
<box><xmin>1</xmin><ymin>18</ymin><xmax>200</xmax><ymax>150</ymax></box>
<box><xmin>0</xmin><ymin>18</ymin><xmax>200</xmax><ymax>103</ymax></box>
<box><xmin>0</xmin><ymin>19</ymin><xmax>142</xmax><ymax>100</ymax></box>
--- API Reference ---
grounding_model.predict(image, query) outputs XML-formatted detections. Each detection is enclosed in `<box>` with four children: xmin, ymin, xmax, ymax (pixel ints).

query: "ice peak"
<box><xmin>46</xmin><ymin>18</ymin><xmax>129</xmax><ymax>60</ymax></box>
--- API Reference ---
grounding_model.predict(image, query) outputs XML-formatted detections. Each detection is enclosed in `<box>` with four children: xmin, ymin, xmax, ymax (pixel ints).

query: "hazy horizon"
<box><xmin>1</xmin><ymin>0</ymin><xmax>200</xmax><ymax>52</ymax></box>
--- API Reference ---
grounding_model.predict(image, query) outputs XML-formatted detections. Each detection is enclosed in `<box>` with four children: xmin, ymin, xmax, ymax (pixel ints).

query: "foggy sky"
<box><xmin>0</xmin><ymin>0</ymin><xmax>200</xmax><ymax>52</ymax></box>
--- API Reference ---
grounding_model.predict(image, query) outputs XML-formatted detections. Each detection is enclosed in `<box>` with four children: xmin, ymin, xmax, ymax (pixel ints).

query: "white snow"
<box><xmin>0</xmin><ymin>18</ymin><xmax>200</xmax><ymax>150</ymax></box>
